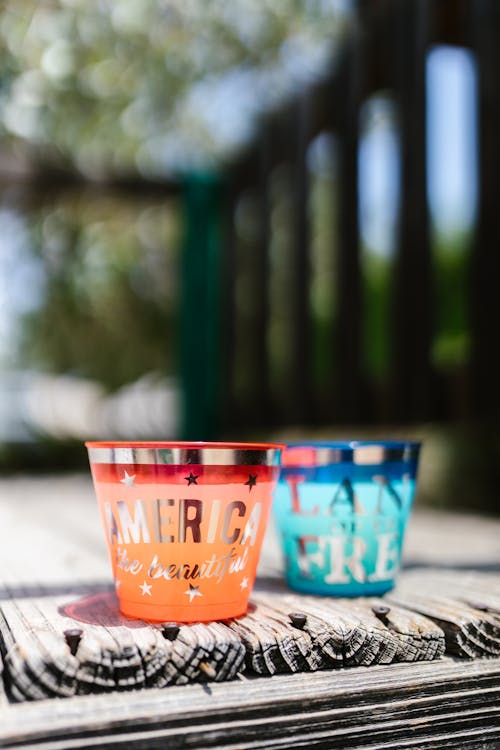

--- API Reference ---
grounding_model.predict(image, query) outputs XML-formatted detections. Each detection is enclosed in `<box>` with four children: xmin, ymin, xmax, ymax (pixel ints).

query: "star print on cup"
<box><xmin>244</xmin><ymin>473</ymin><xmax>257</xmax><ymax>491</ymax></box>
<box><xmin>184</xmin><ymin>584</ymin><xmax>202</xmax><ymax>602</ymax></box>
<box><xmin>184</xmin><ymin>472</ymin><xmax>199</xmax><ymax>486</ymax></box>
<box><xmin>239</xmin><ymin>577</ymin><xmax>249</xmax><ymax>590</ymax></box>
<box><xmin>120</xmin><ymin>470</ymin><xmax>136</xmax><ymax>487</ymax></box>
<box><xmin>140</xmin><ymin>581</ymin><xmax>152</xmax><ymax>596</ymax></box>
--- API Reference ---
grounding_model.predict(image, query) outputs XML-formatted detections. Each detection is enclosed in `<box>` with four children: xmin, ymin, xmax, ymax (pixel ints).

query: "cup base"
<box><xmin>285</xmin><ymin>577</ymin><xmax>395</xmax><ymax>597</ymax></box>
<box><xmin>119</xmin><ymin>598</ymin><xmax>248</xmax><ymax>623</ymax></box>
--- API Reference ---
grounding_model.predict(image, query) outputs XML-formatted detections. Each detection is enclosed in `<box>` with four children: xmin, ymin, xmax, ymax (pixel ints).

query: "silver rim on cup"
<box><xmin>86</xmin><ymin>442</ymin><xmax>283</xmax><ymax>466</ymax></box>
<box><xmin>283</xmin><ymin>442</ymin><xmax>420</xmax><ymax>466</ymax></box>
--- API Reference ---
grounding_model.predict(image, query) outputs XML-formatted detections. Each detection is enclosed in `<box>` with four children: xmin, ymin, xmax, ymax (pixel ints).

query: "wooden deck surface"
<box><xmin>0</xmin><ymin>474</ymin><xmax>500</xmax><ymax>748</ymax></box>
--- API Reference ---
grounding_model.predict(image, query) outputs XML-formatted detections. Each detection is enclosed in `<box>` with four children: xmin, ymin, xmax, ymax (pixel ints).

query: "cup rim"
<box><xmin>86</xmin><ymin>441</ymin><xmax>284</xmax><ymax>466</ymax></box>
<box><xmin>284</xmin><ymin>440</ymin><xmax>420</xmax><ymax>449</ymax></box>
<box><xmin>85</xmin><ymin>440</ymin><xmax>285</xmax><ymax>450</ymax></box>
<box><xmin>281</xmin><ymin>440</ymin><xmax>420</xmax><ymax>467</ymax></box>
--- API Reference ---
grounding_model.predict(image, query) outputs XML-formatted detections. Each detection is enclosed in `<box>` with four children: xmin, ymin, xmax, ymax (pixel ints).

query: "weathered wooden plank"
<box><xmin>390</xmin><ymin>592</ymin><xmax>500</xmax><ymax>659</ymax></box>
<box><xmin>0</xmin><ymin>587</ymin><xmax>444</xmax><ymax>698</ymax></box>
<box><xmin>0</xmin><ymin>474</ymin><xmax>108</xmax><ymax>602</ymax></box>
<box><xmin>4</xmin><ymin>570</ymin><xmax>500</xmax><ymax>699</ymax></box>
<box><xmin>0</xmin><ymin>593</ymin><xmax>245</xmax><ymax>701</ymax></box>
<box><xmin>390</xmin><ymin>569</ymin><xmax>500</xmax><ymax>658</ymax></box>
<box><xmin>6</xmin><ymin>718</ymin><xmax>500</xmax><ymax>750</ymax></box>
<box><xmin>439</xmin><ymin>575</ymin><xmax>500</xmax><ymax>615</ymax></box>
<box><xmin>400</xmin><ymin>569</ymin><xmax>500</xmax><ymax>606</ymax></box>
<box><xmin>1</xmin><ymin>657</ymin><xmax>500</xmax><ymax>749</ymax></box>
<box><xmin>249</xmin><ymin>594</ymin><xmax>395</xmax><ymax>670</ymax></box>
<box><xmin>0</xmin><ymin>628</ymin><xmax>7</xmax><ymax>710</ymax></box>
<box><xmin>1</xmin><ymin>475</ymin><xmax>500</xmax><ymax>750</ymax></box>
<box><xmin>253</xmin><ymin>593</ymin><xmax>445</xmax><ymax>670</ymax></box>
<box><xmin>211</xmin><ymin>591</ymin><xmax>445</xmax><ymax>675</ymax></box>
<box><xmin>249</xmin><ymin>596</ymin><xmax>345</xmax><ymax>670</ymax></box>
<box><xmin>228</xmin><ymin>601</ymin><xmax>323</xmax><ymax>675</ymax></box>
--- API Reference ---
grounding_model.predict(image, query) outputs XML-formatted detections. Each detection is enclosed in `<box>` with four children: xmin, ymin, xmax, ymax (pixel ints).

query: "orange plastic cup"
<box><xmin>86</xmin><ymin>441</ymin><xmax>283</xmax><ymax>622</ymax></box>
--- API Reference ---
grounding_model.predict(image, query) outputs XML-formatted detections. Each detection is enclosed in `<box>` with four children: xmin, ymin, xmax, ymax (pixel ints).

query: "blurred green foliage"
<box><xmin>361</xmin><ymin>231</ymin><xmax>471</xmax><ymax>383</ymax></box>
<box><xmin>15</xmin><ymin>192</ymin><xmax>180</xmax><ymax>388</ymax></box>
<box><xmin>0</xmin><ymin>0</ymin><xmax>351</xmax><ymax>409</ymax></box>
<box><xmin>0</xmin><ymin>3</ymin><xmax>476</xmax><ymax>444</ymax></box>
<box><xmin>310</xmin><ymin>161</ymin><xmax>337</xmax><ymax>401</ymax></box>
<box><xmin>362</xmin><ymin>253</ymin><xmax>391</xmax><ymax>381</ymax></box>
<box><xmin>432</xmin><ymin>231</ymin><xmax>470</xmax><ymax>370</ymax></box>
<box><xmin>0</xmin><ymin>0</ymin><xmax>349</xmax><ymax>176</ymax></box>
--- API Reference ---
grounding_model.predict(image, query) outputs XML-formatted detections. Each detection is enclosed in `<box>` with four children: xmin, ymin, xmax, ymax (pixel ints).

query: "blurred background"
<box><xmin>0</xmin><ymin>0</ymin><xmax>499</xmax><ymax>512</ymax></box>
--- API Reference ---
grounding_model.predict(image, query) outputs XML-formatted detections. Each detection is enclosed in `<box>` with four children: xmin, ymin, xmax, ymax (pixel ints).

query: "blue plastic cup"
<box><xmin>273</xmin><ymin>441</ymin><xmax>421</xmax><ymax>596</ymax></box>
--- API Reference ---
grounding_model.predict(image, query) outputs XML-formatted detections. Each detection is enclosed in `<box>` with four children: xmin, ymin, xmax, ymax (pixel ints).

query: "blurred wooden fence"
<box><xmin>2</xmin><ymin>1</ymin><xmax>500</xmax><ymax>442</ymax></box>
<box><xmin>180</xmin><ymin>0</ymin><xmax>500</xmax><ymax>438</ymax></box>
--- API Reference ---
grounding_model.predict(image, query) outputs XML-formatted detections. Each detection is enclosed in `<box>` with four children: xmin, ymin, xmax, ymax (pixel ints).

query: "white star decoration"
<box><xmin>120</xmin><ymin>470</ymin><xmax>136</xmax><ymax>487</ymax></box>
<box><xmin>184</xmin><ymin>584</ymin><xmax>203</xmax><ymax>603</ymax></box>
<box><xmin>240</xmin><ymin>577</ymin><xmax>249</xmax><ymax>591</ymax></box>
<box><xmin>139</xmin><ymin>581</ymin><xmax>152</xmax><ymax>596</ymax></box>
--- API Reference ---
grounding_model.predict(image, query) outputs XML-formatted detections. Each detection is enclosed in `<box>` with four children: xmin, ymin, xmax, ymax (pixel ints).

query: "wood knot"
<box><xmin>199</xmin><ymin>661</ymin><xmax>217</xmax><ymax>680</ymax></box>
<box><xmin>289</xmin><ymin>612</ymin><xmax>307</xmax><ymax>629</ymax></box>
<box><xmin>64</xmin><ymin>628</ymin><xmax>83</xmax><ymax>656</ymax></box>
<box><xmin>372</xmin><ymin>605</ymin><xmax>391</xmax><ymax>623</ymax></box>
<box><xmin>162</xmin><ymin>623</ymin><xmax>180</xmax><ymax>641</ymax></box>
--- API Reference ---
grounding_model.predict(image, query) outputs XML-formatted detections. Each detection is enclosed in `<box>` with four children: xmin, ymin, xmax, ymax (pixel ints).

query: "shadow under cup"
<box><xmin>273</xmin><ymin>441</ymin><xmax>421</xmax><ymax>597</ymax></box>
<box><xmin>86</xmin><ymin>442</ymin><xmax>283</xmax><ymax>622</ymax></box>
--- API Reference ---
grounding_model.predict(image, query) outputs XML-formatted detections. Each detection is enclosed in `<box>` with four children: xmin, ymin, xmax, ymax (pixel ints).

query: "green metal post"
<box><xmin>180</xmin><ymin>172</ymin><xmax>225</xmax><ymax>439</ymax></box>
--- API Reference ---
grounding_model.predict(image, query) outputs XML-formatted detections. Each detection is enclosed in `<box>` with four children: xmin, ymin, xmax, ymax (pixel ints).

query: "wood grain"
<box><xmin>1</xmin><ymin>657</ymin><xmax>499</xmax><ymax>749</ymax></box>
<box><xmin>390</xmin><ymin>570</ymin><xmax>500</xmax><ymax>658</ymax></box>
<box><xmin>0</xmin><ymin>593</ymin><xmax>245</xmax><ymax>700</ymax></box>
<box><xmin>0</xmin><ymin>635</ymin><xmax>6</xmax><ymax>710</ymax></box>
<box><xmin>244</xmin><ymin>593</ymin><xmax>445</xmax><ymax>672</ymax></box>
<box><xmin>3</xmin><ymin>570</ymin><xmax>499</xmax><ymax>699</ymax></box>
<box><xmin>1</xmin><ymin>477</ymin><xmax>500</xmax><ymax>746</ymax></box>
<box><xmin>2</xmin><ymin>568</ymin><xmax>500</xmax><ymax>699</ymax></box>
<box><xmin>0</xmin><ymin>587</ymin><xmax>444</xmax><ymax>699</ymax></box>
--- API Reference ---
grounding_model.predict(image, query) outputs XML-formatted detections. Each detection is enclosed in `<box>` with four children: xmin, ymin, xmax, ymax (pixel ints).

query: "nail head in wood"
<box><xmin>64</xmin><ymin>628</ymin><xmax>83</xmax><ymax>656</ymax></box>
<box><xmin>372</xmin><ymin>605</ymin><xmax>391</xmax><ymax>622</ymax></box>
<box><xmin>162</xmin><ymin>623</ymin><xmax>180</xmax><ymax>641</ymax></box>
<box><xmin>199</xmin><ymin>661</ymin><xmax>217</xmax><ymax>680</ymax></box>
<box><xmin>289</xmin><ymin>612</ymin><xmax>307</xmax><ymax>629</ymax></box>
